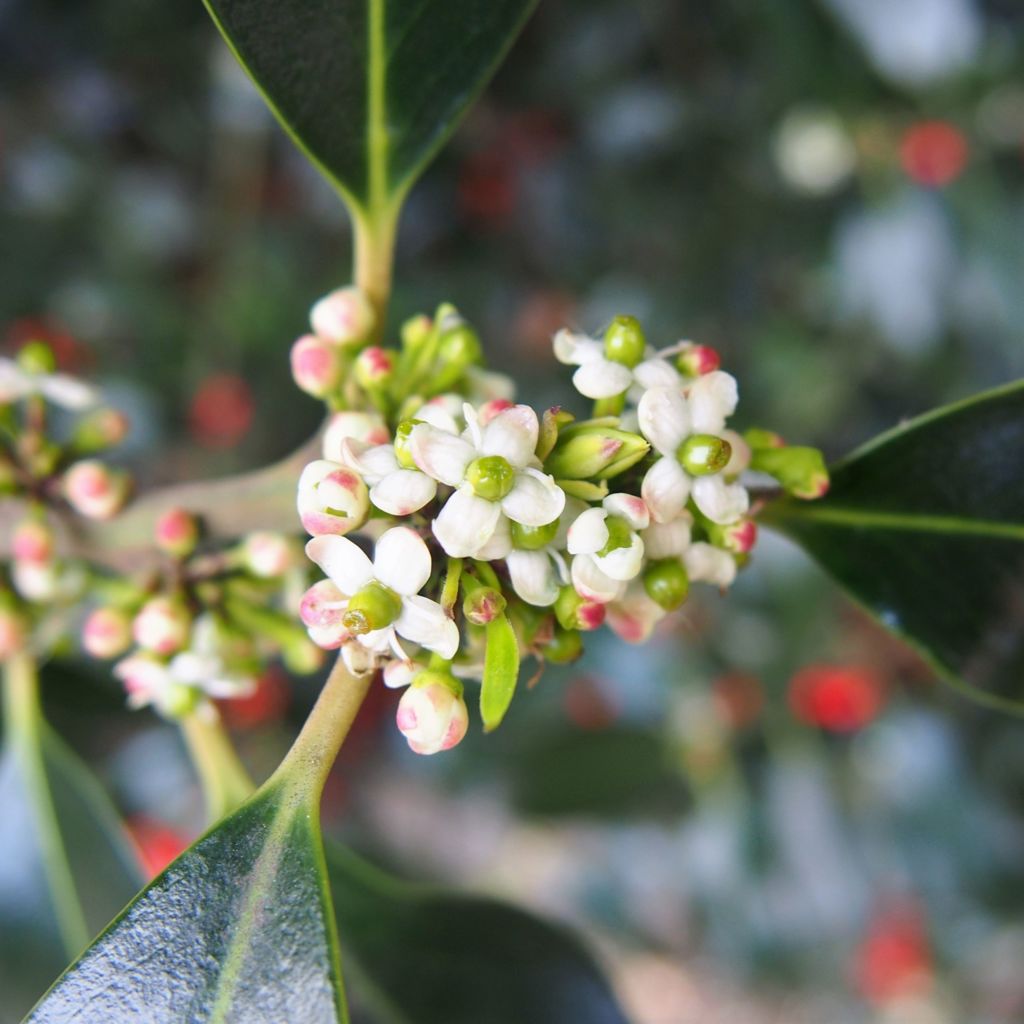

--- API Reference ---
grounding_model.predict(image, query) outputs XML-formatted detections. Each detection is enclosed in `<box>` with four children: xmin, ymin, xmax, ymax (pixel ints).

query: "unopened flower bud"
<box><xmin>477</xmin><ymin>398</ymin><xmax>514</xmax><ymax>426</ymax></box>
<box><xmin>429</xmin><ymin>322</ymin><xmax>483</xmax><ymax>392</ymax></box>
<box><xmin>299</xmin><ymin>579</ymin><xmax>350</xmax><ymax>649</ymax></box>
<box><xmin>603</xmin><ymin>315</ymin><xmax>646</xmax><ymax>368</ymax></box>
<box><xmin>310</xmin><ymin>286</ymin><xmax>375</xmax><ymax>347</ymax></box>
<box><xmin>322</xmin><ymin>411</ymin><xmax>390</xmax><ymax>460</ymax></box>
<box><xmin>297</xmin><ymin>460</ymin><xmax>369</xmax><ymax>536</ymax></box>
<box><xmin>242</xmin><ymin>532</ymin><xmax>295</xmax><ymax>577</ymax></box>
<box><xmin>155</xmin><ymin>507</ymin><xmax>199</xmax><ymax>558</ymax></box>
<box><xmin>675</xmin><ymin>343</ymin><xmax>720</xmax><ymax>377</ymax></box>
<box><xmin>133</xmin><ymin>596</ymin><xmax>191</xmax><ymax>655</ymax></box>
<box><xmin>72</xmin><ymin>408</ymin><xmax>130</xmax><ymax>453</ymax></box>
<box><xmin>703</xmin><ymin>516</ymin><xmax>758</xmax><ymax>555</ymax></box>
<box><xmin>400</xmin><ymin>313</ymin><xmax>433</xmax><ymax>350</ymax></box>
<box><xmin>744</xmin><ymin>427</ymin><xmax>785</xmax><ymax>450</ymax></box>
<box><xmin>64</xmin><ymin>460</ymin><xmax>130</xmax><ymax>520</ymax></box>
<box><xmin>291</xmin><ymin>334</ymin><xmax>343</xmax><ymax>397</ymax></box>
<box><xmin>11</xmin><ymin>519</ymin><xmax>55</xmax><ymax>563</ymax></box>
<box><xmin>354</xmin><ymin>346</ymin><xmax>395</xmax><ymax>390</ymax></box>
<box><xmin>12</xmin><ymin>560</ymin><xmax>60</xmax><ymax>602</ymax></box>
<box><xmin>643</xmin><ymin>558</ymin><xmax>690</xmax><ymax>611</ymax></box>
<box><xmin>545</xmin><ymin>428</ymin><xmax>650</xmax><ymax>481</ymax></box>
<box><xmin>554</xmin><ymin>585</ymin><xmax>607</xmax><ymax>632</ymax></box>
<box><xmin>539</xmin><ymin>624</ymin><xmax>583</xmax><ymax>664</ymax></box>
<box><xmin>536</xmin><ymin>406</ymin><xmax>575</xmax><ymax>461</ymax></box>
<box><xmin>396</xmin><ymin>671</ymin><xmax>469</xmax><ymax>755</ymax></box>
<box><xmin>677</xmin><ymin>434</ymin><xmax>731</xmax><ymax>476</ymax></box>
<box><xmin>510</xmin><ymin>518</ymin><xmax>559</xmax><ymax>551</ymax></box>
<box><xmin>463</xmin><ymin>586</ymin><xmax>506</xmax><ymax>625</ymax></box>
<box><xmin>82</xmin><ymin>607</ymin><xmax>133</xmax><ymax>659</ymax></box>
<box><xmin>0</xmin><ymin>607</ymin><xmax>28</xmax><ymax>658</ymax></box>
<box><xmin>750</xmin><ymin>445</ymin><xmax>830</xmax><ymax>499</ymax></box>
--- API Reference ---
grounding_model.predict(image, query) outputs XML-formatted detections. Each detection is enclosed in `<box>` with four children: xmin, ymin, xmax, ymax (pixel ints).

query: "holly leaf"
<box><xmin>329</xmin><ymin>845</ymin><xmax>630</xmax><ymax>1024</ymax></box>
<box><xmin>201</xmin><ymin>0</ymin><xmax>539</xmax><ymax>216</ymax></box>
<box><xmin>0</xmin><ymin>725</ymin><xmax>144</xmax><ymax>1024</ymax></box>
<box><xmin>480</xmin><ymin>612</ymin><xmax>520</xmax><ymax>732</ymax></box>
<box><xmin>24</xmin><ymin>781</ymin><xmax>348</xmax><ymax>1023</ymax></box>
<box><xmin>762</xmin><ymin>380</ymin><xmax>1024</xmax><ymax>712</ymax></box>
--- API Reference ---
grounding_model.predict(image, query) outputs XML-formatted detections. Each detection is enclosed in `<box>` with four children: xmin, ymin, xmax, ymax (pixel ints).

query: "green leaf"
<box><xmin>25</xmin><ymin>781</ymin><xmax>348</xmax><ymax>1023</ymax></box>
<box><xmin>480</xmin><ymin>612</ymin><xmax>520</xmax><ymax>732</ymax></box>
<box><xmin>201</xmin><ymin>0</ymin><xmax>539</xmax><ymax>215</ymax></box>
<box><xmin>328</xmin><ymin>845</ymin><xmax>630</xmax><ymax>1024</ymax></box>
<box><xmin>761</xmin><ymin>380</ymin><xmax>1024</xmax><ymax>712</ymax></box>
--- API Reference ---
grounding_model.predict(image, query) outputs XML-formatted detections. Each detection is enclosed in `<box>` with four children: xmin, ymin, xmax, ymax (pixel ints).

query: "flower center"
<box><xmin>598</xmin><ymin>515</ymin><xmax>633</xmax><ymax>557</ymax></box>
<box><xmin>511</xmin><ymin>518</ymin><xmax>559</xmax><ymax>550</ymax></box>
<box><xmin>394</xmin><ymin>419</ymin><xmax>419</xmax><ymax>469</ymax></box>
<box><xmin>466</xmin><ymin>455</ymin><xmax>515</xmax><ymax>501</ymax></box>
<box><xmin>677</xmin><ymin>433</ymin><xmax>731</xmax><ymax>476</ymax></box>
<box><xmin>643</xmin><ymin>558</ymin><xmax>690</xmax><ymax>611</ymax></box>
<box><xmin>342</xmin><ymin>581</ymin><xmax>402</xmax><ymax>635</ymax></box>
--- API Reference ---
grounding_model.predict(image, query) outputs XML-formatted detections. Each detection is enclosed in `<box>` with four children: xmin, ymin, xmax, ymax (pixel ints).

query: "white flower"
<box><xmin>567</xmin><ymin>493</ymin><xmax>649</xmax><ymax>603</ymax></box>
<box><xmin>640</xmin><ymin>514</ymin><xmax>693</xmax><ymax>560</ymax></box>
<box><xmin>0</xmin><ymin>358</ymin><xmax>99</xmax><ymax>410</ymax></box>
<box><xmin>553</xmin><ymin>329</ymin><xmax>682</xmax><ymax>400</ymax></box>
<box><xmin>410</xmin><ymin>403</ymin><xmax>565</xmax><ymax>559</ymax></box>
<box><xmin>503</xmin><ymin>498</ymin><xmax>582</xmax><ymax>608</ymax></box>
<box><xmin>606</xmin><ymin>582</ymin><xmax>667</xmax><ymax>644</ymax></box>
<box><xmin>338</xmin><ymin>439</ymin><xmax>438</xmax><ymax>518</ymax></box>
<box><xmin>322</xmin><ymin>412</ymin><xmax>390</xmax><ymax>460</ymax></box>
<box><xmin>637</xmin><ymin>375</ymin><xmax>750</xmax><ymax>525</ymax></box>
<box><xmin>683</xmin><ymin>542</ymin><xmax>738</xmax><ymax>590</ymax></box>
<box><xmin>305</xmin><ymin>527</ymin><xmax>458</xmax><ymax>660</ymax></box>
<box><xmin>296</xmin><ymin>459</ymin><xmax>370</xmax><ymax>536</ymax></box>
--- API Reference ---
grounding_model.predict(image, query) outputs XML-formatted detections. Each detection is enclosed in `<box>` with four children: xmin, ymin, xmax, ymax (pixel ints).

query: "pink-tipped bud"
<box><xmin>296</xmin><ymin>460</ymin><xmax>369</xmax><ymax>537</ymax></box>
<box><xmin>291</xmin><ymin>334</ymin><xmax>343</xmax><ymax>398</ymax></box>
<box><xmin>64</xmin><ymin>460</ymin><xmax>130</xmax><ymax>520</ymax></box>
<box><xmin>133</xmin><ymin>596</ymin><xmax>191</xmax><ymax>655</ymax></box>
<box><xmin>11</xmin><ymin>519</ymin><xmax>55</xmax><ymax>564</ymax></box>
<box><xmin>82</xmin><ymin>607</ymin><xmax>133</xmax><ymax>659</ymax></box>
<box><xmin>73</xmin><ymin>408</ymin><xmax>131</xmax><ymax>452</ymax></box>
<box><xmin>155</xmin><ymin>507</ymin><xmax>199</xmax><ymax>558</ymax></box>
<box><xmin>477</xmin><ymin>399</ymin><xmax>515</xmax><ymax>426</ymax></box>
<box><xmin>462</xmin><ymin>586</ymin><xmax>506</xmax><ymax>626</ymax></box>
<box><xmin>395</xmin><ymin>672</ymin><xmax>469</xmax><ymax>755</ymax></box>
<box><xmin>676</xmin><ymin>343</ymin><xmax>721</xmax><ymax>377</ymax></box>
<box><xmin>354</xmin><ymin>346</ymin><xmax>395</xmax><ymax>388</ymax></box>
<box><xmin>309</xmin><ymin>286</ymin><xmax>375</xmax><ymax>347</ymax></box>
<box><xmin>0</xmin><ymin>607</ymin><xmax>28</xmax><ymax>658</ymax></box>
<box><xmin>242</xmin><ymin>532</ymin><xmax>295</xmax><ymax>578</ymax></box>
<box><xmin>554</xmin><ymin>586</ymin><xmax>607</xmax><ymax>632</ymax></box>
<box><xmin>321</xmin><ymin>411</ymin><xmax>390</xmax><ymax>460</ymax></box>
<box><xmin>723</xmin><ymin>518</ymin><xmax>758</xmax><ymax>555</ymax></box>
<box><xmin>299</xmin><ymin>579</ymin><xmax>351</xmax><ymax>649</ymax></box>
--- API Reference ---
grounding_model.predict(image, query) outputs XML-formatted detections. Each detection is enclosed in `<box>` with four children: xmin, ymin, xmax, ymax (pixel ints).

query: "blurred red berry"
<box><xmin>127</xmin><ymin>815</ymin><xmax>188</xmax><ymax>879</ymax></box>
<box><xmin>788</xmin><ymin>663</ymin><xmax>884</xmax><ymax>732</ymax></box>
<box><xmin>900</xmin><ymin>121</ymin><xmax>968</xmax><ymax>188</ymax></box>
<box><xmin>217</xmin><ymin>667</ymin><xmax>291</xmax><ymax>730</ymax></box>
<box><xmin>854</xmin><ymin>901</ymin><xmax>932</xmax><ymax>1006</ymax></box>
<box><xmin>458</xmin><ymin>150</ymin><xmax>518</xmax><ymax>224</ymax></box>
<box><xmin>188</xmin><ymin>373</ymin><xmax>254</xmax><ymax>449</ymax></box>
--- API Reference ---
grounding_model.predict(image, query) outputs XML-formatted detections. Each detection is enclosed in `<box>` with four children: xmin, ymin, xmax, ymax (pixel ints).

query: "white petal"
<box><xmin>571</xmin><ymin>554</ymin><xmax>626</xmax><ymax>604</ymax></box>
<box><xmin>606</xmin><ymin>583</ymin><xmax>666</xmax><ymax>644</ymax></box>
<box><xmin>322</xmin><ymin>412</ymin><xmax>389</xmax><ymax>459</ymax></box>
<box><xmin>572</xmin><ymin>360</ymin><xmax>633</xmax><ymax>400</ymax></box>
<box><xmin>553</xmin><ymin>329</ymin><xmax>603</xmax><ymax>367</ymax></box>
<box><xmin>409</xmin><ymin>423</ymin><xmax>476</xmax><ymax>486</ymax></box>
<box><xmin>692</xmin><ymin>475</ymin><xmax>750</xmax><ymax>525</ymax></box>
<box><xmin>632</xmin><ymin>358</ymin><xmax>681</xmax><ymax>391</ymax></box>
<box><xmin>305</xmin><ymin>536</ymin><xmax>374</xmax><ymax>595</ymax></box>
<box><xmin>339</xmin><ymin>440</ymin><xmax>398</xmax><ymax>483</ymax></box>
<box><xmin>357</xmin><ymin>627</ymin><xmax>394</xmax><ymax>654</ymax></box>
<box><xmin>593</xmin><ymin>533</ymin><xmax>645</xmax><ymax>581</ymax></box>
<box><xmin>684</xmin><ymin>542</ymin><xmax>737</xmax><ymax>588</ymax></box>
<box><xmin>41</xmin><ymin>374</ymin><xmax>99</xmax><ymax>410</ymax></box>
<box><xmin>476</xmin><ymin>514</ymin><xmax>512</xmax><ymax>560</ymax></box>
<box><xmin>507</xmin><ymin>550</ymin><xmax>560</xmax><ymax>606</ymax></box>
<box><xmin>373</xmin><ymin>527</ymin><xmax>432</xmax><ymax>595</ymax></box>
<box><xmin>500</xmin><ymin>468</ymin><xmax>565</xmax><ymax>527</ymax></box>
<box><xmin>396</xmin><ymin>596</ymin><xmax>460</xmax><ymax>659</ymax></box>
<box><xmin>412</xmin><ymin>402</ymin><xmax>458</xmax><ymax>433</ymax></box>
<box><xmin>567</xmin><ymin>506</ymin><xmax>609</xmax><ymax>555</ymax></box>
<box><xmin>432</xmin><ymin>489</ymin><xmax>502</xmax><ymax>558</ymax></box>
<box><xmin>637</xmin><ymin>387</ymin><xmax>690</xmax><ymax>456</ymax></box>
<box><xmin>370</xmin><ymin>470</ymin><xmax>436</xmax><ymax>516</ymax></box>
<box><xmin>641</xmin><ymin>457</ymin><xmax>691</xmax><ymax>523</ymax></box>
<box><xmin>603</xmin><ymin>493</ymin><xmax>650</xmax><ymax>531</ymax></box>
<box><xmin>465</xmin><ymin>366</ymin><xmax>516</xmax><ymax>402</ymax></box>
<box><xmin>642</xmin><ymin>517</ymin><xmax>692</xmax><ymax>559</ymax></box>
<box><xmin>342</xmin><ymin>641</ymin><xmax>380</xmax><ymax>676</ymax></box>
<box><xmin>462</xmin><ymin>402</ymin><xmax>483</xmax><ymax>449</ymax></box>
<box><xmin>383</xmin><ymin>659</ymin><xmax>420</xmax><ymax>689</ymax></box>
<box><xmin>688</xmin><ymin>371</ymin><xmax>738</xmax><ymax>435</ymax></box>
<box><xmin>720</xmin><ymin>429</ymin><xmax>751</xmax><ymax>477</ymax></box>
<box><xmin>169</xmin><ymin>652</ymin><xmax>218</xmax><ymax>686</ymax></box>
<box><xmin>0</xmin><ymin>361</ymin><xmax>31</xmax><ymax>403</ymax></box>
<box><xmin>481</xmin><ymin>405</ymin><xmax>538</xmax><ymax>467</ymax></box>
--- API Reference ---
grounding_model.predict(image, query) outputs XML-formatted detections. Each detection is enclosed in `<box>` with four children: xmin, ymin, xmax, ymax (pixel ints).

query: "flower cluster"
<box><xmin>293</xmin><ymin>292</ymin><xmax>829</xmax><ymax>754</ymax></box>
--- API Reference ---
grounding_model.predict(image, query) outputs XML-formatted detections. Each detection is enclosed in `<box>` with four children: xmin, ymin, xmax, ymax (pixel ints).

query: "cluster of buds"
<box><xmin>83</xmin><ymin>506</ymin><xmax>323</xmax><ymax>720</ymax></box>
<box><xmin>293</xmin><ymin>289</ymin><xmax>829</xmax><ymax>755</ymax></box>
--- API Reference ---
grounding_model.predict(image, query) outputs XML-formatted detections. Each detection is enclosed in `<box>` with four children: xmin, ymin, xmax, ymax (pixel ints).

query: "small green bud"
<box><xmin>750</xmin><ymin>445</ymin><xmax>830</xmax><ymax>499</ymax></box>
<box><xmin>545</xmin><ymin>428</ymin><xmax>649</xmax><ymax>480</ymax></box>
<box><xmin>343</xmin><ymin>581</ymin><xmax>402</xmax><ymax>635</ymax></box>
<box><xmin>536</xmin><ymin>406</ymin><xmax>575</xmax><ymax>462</ymax></box>
<box><xmin>540</xmin><ymin>625</ymin><xmax>583</xmax><ymax>664</ymax></box>
<box><xmin>603</xmin><ymin>315</ymin><xmax>646</xmax><ymax>367</ymax></box>
<box><xmin>401</xmin><ymin>314</ymin><xmax>433</xmax><ymax>350</ymax></box>
<box><xmin>743</xmin><ymin>427</ymin><xmax>785</xmax><ymax>450</ymax></box>
<box><xmin>72</xmin><ymin>408</ymin><xmax>130</xmax><ymax>453</ymax></box>
<box><xmin>554</xmin><ymin>586</ymin><xmax>606</xmax><ymax>632</ymax></box>
<box><xmin>354</xmin><ymin>346</ymin><xmax>396</xmax><ymax>388</ymax></box>
<box><xmin>463</xmin><ymin>586</ymin><xmax>506</xmax><ymax>625</ymax></box>
<box><xmin>511</xmin><ymin>519</ymin><xmax>559</xmax><ymax>551</ymax></box>
<box><xmin>677</xmin><ymin>434</ymin><xmax>732</xmax><ymax>476</ymax></box>
<box><xmin>17</xmin><ymin>341</ymin><xmax>56</xmax><ymax>375</ymax></box>
<box><xmin>439</xmin><ymin>323</ymin><xmax>482</xmax><ymax>368</ymax></box>
<box><xmin>466</xmin><ymin>455</ymin><xmax>515</xmax><ymax>501</ymax></box>
<box><xmin>394</xmin><ymin>420</ymin><xmax>419</xmax><ymax>469</ymax></box>
<box><xmin>643</xmin><ymin>559</ymin><xmax>690</xmax><ymax>611</ymax></box>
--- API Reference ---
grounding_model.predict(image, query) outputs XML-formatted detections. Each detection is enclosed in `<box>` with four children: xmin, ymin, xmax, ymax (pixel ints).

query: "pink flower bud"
<box><xmin>154</xmin><ymin>507</ymin><xmax>198</xmax><ymax>558</ymax></box>
<box><xmin>82</xmin><ymin>607</ymin><xmax>133</xmax><ymax>659</ymax></box>
<box><xmin>242</xmin><ymin>531</ymin><xmax>295</xmax><ymax>578</ymax></box>
<box><xmin>395</xmin><ymin>674</ymin><xmax>469</xmax><ymax>755</ymax></box>
<box><xmin>290</xmin><ymin>334</ymin><xmax>343</xmax><ymax>397</ymax></box>
<box><xmin>299</xmin><ymin>579</ymin><xmax>351</xmax><ymax>649</ymax></box>
<box><xmin>354</xmin><ymin>346</ymin><xmax>394</xmax><ymax>386</ymax></box>
<box><xmin>723</xmin><ymin>518</ymin><xmax>758</xmax><ymax>555</ymax></box>
<box><xmin>477</xmin><ymin>398</ymin><xmax>515</xmax><ymax>426</ymax></box>
<box><xmin>676</xmin><ymin>343</ymin><xmax>721</xmax><ymax>377</ymax></box>
<box><xmin>11</xmin><ymin>519</ymin><xmax>55</xmax><ymax>563</ymax></box>
<box><xmin>133</xmin><ymin>596</ymin><xmax>191</xmax><ymax>655</ymax></box>
<box><xmin>462</xmin><ymin>586</ymin><xmax>506</xmax><ymax>626</ymax></box>
<box><xmin>322</xmin><ymin>412</ymin><xmax>390</xmax><ymax>460</ymax></box>
<box><xmin>296</xmin><ymin>460</ymin><xmax>369</xmax><ymax>537</ymax></box>
<box><xmin>0</xmin><ymin>608</ymin><xmax>28</xmax><ymax>659</ymax></box>
<box><xmin>310</xmin><ymin>286</ymin><xmax>375</xmax><ymax>347</ymax></box>
<box><xmin>64</xmin><ymin>460</ymin><xmax>129</xmax><ymax>520</ymax></box>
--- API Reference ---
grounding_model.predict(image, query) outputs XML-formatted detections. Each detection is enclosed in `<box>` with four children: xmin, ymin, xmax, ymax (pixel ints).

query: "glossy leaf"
<box><xmin>480</xmin><ymin>612</ymin><xmax>520</xmax><ymax>732</ymax></box>
<box><xmin>26</xmin><ymin>781</ymin><xmax>347</xmax><ymax>1023</ymax></box>
<box><xmin>762</xmin><ymin>380</ymin><xmax>1024</xmax><ymax>711</ymax></box>
<box><xmin>201</xmin><ymin>0</ymin><xmax>539</xmax><ymax>214</ymax></box>
<box><xmin>329</xmin><ymin>845</ymin><xmax>630</xmax><ymax>1024</ymax></box>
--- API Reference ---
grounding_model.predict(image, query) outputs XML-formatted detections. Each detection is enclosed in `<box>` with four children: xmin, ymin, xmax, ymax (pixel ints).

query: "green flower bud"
<box><xmin>343</xmin><ymin>581</ymin><xmax>402</xmax><ymax>635</ymax></box>
<box><xmin>401</xmin><ymin>314</ymin><xmax>433</xmax><ymax>350</ymax></box>
<box><xmin>466</xmin><ymin>455</ymin><xmax>515</xmax><ymax>501</ymax></box>
<box><xmin>750</xmin><ymin>445</ymin><xmax>830</xmax><ymax>499</ymax></box>
<box><xmin>743</xmin><ymin>427</ymin><xmax>784</xmax><ymax>450</ymax></box>
<box><xmin>463</xmin><ymin>586</ymin><xmax>506</xmax><ymax>625</ymax></box>
<box><xmin>603</xmin><ymin>315</ymin><xmax>646</xmax><ymax>367</ymax></box>
<box><xmin>677</xmin><ymin>434</ymin><xmax>732</xmax><ymax>476</ymax></box>
<box><xmin>72</xmin><ymin>408</ymin><xmax>130</xmax><ymax>453</ymax></box>
<box><xmin>540</xmin><ymin>625</ymin><xmax>583</xmax><ymax>664</ymax></box>
<box><xmin>643</xmin><ymin>558</ymin><xmax>689</xmax><ymax>611</ymax></box>
<box><xmin>536</xmin><ymin>406</ymin><xmax>575</xmax><ymax>462</ymax></box>
<box><xmin>355</xmin><ymin>346</ymin><xmax>396</xmax><ymax>388</ymax></box>
<box><xmin>511</xmin><ymin>519</ymin><xmax>559</xmax><ymax>551</ymax></box>
<box><xmin>545</xmin><ymin>428</ymin><xmax>649</xmax><ymax>480</ymax></box>
<box><xmin>439</xmin><ymin>323</ymin><xmax>482</xmax><ymax>368</ymax></box>
<box><xmin>17</xmin><ymin>341</ymin><xmax>56</xmax><ymax>375</ymax></box>
<box><xmin>554</xmin><ymin>586</ymin><xmax>606</xmax><ymax>632</ymax></box>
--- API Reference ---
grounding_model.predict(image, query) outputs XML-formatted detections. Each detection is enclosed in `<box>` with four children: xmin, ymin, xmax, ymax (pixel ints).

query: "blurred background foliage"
<box><xmin>3</xmin><ymin>0</ymin><xmax>1024</xmax><ymax>1020</ymax></box>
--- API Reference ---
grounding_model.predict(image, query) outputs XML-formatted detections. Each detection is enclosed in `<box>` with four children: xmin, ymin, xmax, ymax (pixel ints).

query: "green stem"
<box><xmin>2</xmin><ymin>652</ymin><xmax>90</xmax><ymax>957</ymax></box>
<box><xmin>354</xmin><ymin>206</ymin><xmax>399</xmax><ymax>340</ymax></box>
<box><xmin>180</xmin><ymin>707</ymin><xmax>255</xmax><ymax>822</ymax></box>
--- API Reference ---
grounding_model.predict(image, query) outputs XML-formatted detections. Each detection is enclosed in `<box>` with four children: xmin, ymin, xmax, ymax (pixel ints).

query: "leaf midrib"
<box><xmin>768</xmin><ymin>505</ymin><xmax>1024</xmax><ymax>540</ymax></box>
